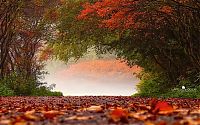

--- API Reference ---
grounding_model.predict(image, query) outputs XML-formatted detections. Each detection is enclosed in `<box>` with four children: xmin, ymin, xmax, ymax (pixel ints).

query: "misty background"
<box><xmin>43</xmin><ymin>52</ymin><xmax>140</xmax><ymax>96</ymax></box>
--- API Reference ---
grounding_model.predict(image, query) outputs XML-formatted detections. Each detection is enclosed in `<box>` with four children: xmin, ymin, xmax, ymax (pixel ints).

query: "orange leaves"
<box><xmin>109</xmin><ymin>108</ymin><xmax>128</xmax><ymax>123</ymax></box>
<box><xmin>77</xmin><ymin>0</ymin><xmax>178</xmax><ymax>31</ymax></box>
<box><xmin>0</xmin><ymin>97</ymin><xmax>200</xmax><ymax>124</ymax></box>
<box><xmin>160</xmin><ymin>6</ymin><xmax>173</xmax><ymax>14</ymax></box>
<box><xmin>42</xmin><ymin>110</ymin><xmax>64</xmax><ymax>119</ymax></box>
<box><xmin>77</xmin><ymin>2</ymin><xmax>95</xmax><ymax>20</ymax></box>
<box><xmin>23</xmin><ymin>110</ymin><xmax>40</xmax><ymax>121</ymax></box>
<box><xmin>108</xmin><ymin>99</ymin><xmax>175</xmax><ymax>123</ymax></box>
<box><xmin>86</xmin><ymin>105</ymin><xmax>104</xmax><ymax>113</ymax></box>
<box><xmin>129</xmin><ymin>110</ymin><xmax>153</xmax><ymax>121</ymax></box>
<box><xmin>96</xmin><ymin>7</ymin><xmax>112</xmax><ymax>17</ymax></box>
<box><xmin>101</xmin><ymin>11</ymin><xmax>127</xmax><ymax>29</ymax></box>
<box><xmin>154</xmin><ymin>101</ymin><xmax>173</xmax><ymax>111</ymax></box>
<box><xmin>150</xmin><ymin>99</ymin><xmax>174</xmax><ymax>114</ymax></box>
<box><xmin>78</xmin><ymin>0</ymin><xmax>140</xmax><ymax>30</ymax></box>
<box><xmin>65</xmin><ymin>115</ymin><xmax>94</xmax><ymax>121</ymax></box>
<box><xmin>108</xmin><ymin>99</ymin><xmax>174</xmax><ymax>123</ymax></box>
<box><xmin>0</xmin><ymin>120</ymin><xmax>12</xmax><ymax>125</ymax></box>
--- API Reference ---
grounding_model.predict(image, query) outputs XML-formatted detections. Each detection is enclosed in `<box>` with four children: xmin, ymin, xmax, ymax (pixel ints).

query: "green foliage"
<box><xmin>134</xmin><ymin>71</ymin><xmax>200</xmax><ymax>98</ymax></box>
<box><xmin>134</xmin><ymin>72</ymin><xmax>200</xmax><ymax>98</ymax></box>
<box><xmin>134</xmin><ymin>71</ymin><xmax>169</xmax><ymax>97</ymax></box>
<box><xmin>0</xmin><ymin>73</ymin><xmax>63</xmax><ymax>96</ymax></box>
<box><xmin>32</xmin><ymin>86</ymin><xmax>63</xmax><ymax>96</ymax></box>
<box><xmin>0</xmin><ymin>83</ymin><xmax>14</xmax><ymax>96</ymax></box>
<box><xmin>134</xmin><ymin>87</ymin><xmax>200</xmax><ymax>98</ymax></box>
<box><xmin>49</xmin><ymin>0</ymin><xmax>119</xmax><ymax>62</ymax></box>
<box><xmin>161</xmin><ymin>88</ymin><xmax>200</xmax><ymax>98</ymax></box>
<box><xmin>1</xmin><ymin>73</ymin><xmax>37</xmax><ymax>96</ymax></box>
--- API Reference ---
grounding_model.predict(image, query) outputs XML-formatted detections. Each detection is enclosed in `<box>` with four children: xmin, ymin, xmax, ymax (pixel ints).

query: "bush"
<box><xmin>134</xmin><ymin>82</ymin><xmax>200</xmax><ymax>98</ymax></box>
<box><xmin>0</xmin><ymin>73</ymin><xmax>37</xmax><ymax>95</ymax></box>
<box><xmin>160</xmin><ymin>87</ymin><xmax>200</xmax><ymax>98</ymax></box>
<box><xmin>31</xmin><ymin>86</ymin><xmax>63</xmax><ymax>96</ymax></box>
<box><xmin>135</xmin><ymin>72</ymin><xmax>169</xmax><ymax>97</ymax></box>
<box><xmin>0</xmin><ymin>83</ymin><xmax>14</xmax><ymax>96</ymax></box>
<box><xmin>0</xmin><ymin>73</ymin><xmax>63</xmax><ymax>96</ymax></box>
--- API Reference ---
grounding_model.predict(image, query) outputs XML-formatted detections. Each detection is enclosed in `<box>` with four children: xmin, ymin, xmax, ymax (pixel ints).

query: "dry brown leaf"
<box><xmin>129</xmin><ymin>112</ymin><xmax>148</xmax><ymax>121</ymax></box>
<box><xmin>145</xmin><ymin>121</ymin><xmax>155</xmax><ymax>125</ymax></box>
<box><xmin>65</xmin><ymin>115</ymin><xmax>93</xmax><ymax>121</ymax></box>
<box><xmin>23</xmin><ymin>110</ymin><xmax>40</xmax><ymax>121</ymax></box>
<box><xmin>156</xmin><ymin>120</ymin><xmax>167</xmax><ymax>125</ymax></box>
<box><xmin>182</xmin><ymin>116</ymin><xmax>200</xmax><ymax>125</ymax></box>
<box><xmin>190</xmin><ymin>109</ymin><xmax>200</xmax><ymax>115</ymax></box>
<box><xmin>158</xmin><ymin>110</ymin><xmax>174</xmax><ymax>115</ymax></box>
<box><xmin>0</xmin><ymin>120</ymin><xmax>12</xmax><ymax>125</ymax></box>
<box><xmin>14</xmin><ymin>121</ymin><xmax>27</xmax><ymax>125</ymax></box>
<box><xmin>137</xmin><ymin>104</ymin><xmax>151</xmax><ymax>111</ymax></box>
<box><xmin>129</xmin><ymin>110</ymin><xmax>153</xmax><ymax>121</ymax></box>
<box><xmin>86</xmin><ymin>105</ymin><xmax>103</xmax><ymax>112</ymax></box>
<box><xmin>42</xmin><ymin>110</ymin><xmax>64</xmax><ymax>119</ymax></box>
<box><xmin>174</xmin><ymin>109</ymin><xmax>189</xmax><ymax>115</ymax></box>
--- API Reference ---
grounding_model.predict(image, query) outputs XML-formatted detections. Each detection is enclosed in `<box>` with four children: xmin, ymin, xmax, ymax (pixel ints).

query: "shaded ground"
<box><xmin>0</xmin><ymin>96</ymin><xmax>200</xmax><ymax>125</ymax></box>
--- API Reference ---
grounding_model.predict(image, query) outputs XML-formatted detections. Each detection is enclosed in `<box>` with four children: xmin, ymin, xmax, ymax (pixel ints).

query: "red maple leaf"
<box><xmin>150</xmin><ymin>99</ymin><xmax>174</xmax><ymax>114</ymax></box>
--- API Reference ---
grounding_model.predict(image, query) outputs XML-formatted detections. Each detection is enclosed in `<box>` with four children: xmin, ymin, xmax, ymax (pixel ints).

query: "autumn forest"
<box><xmin>0</xmin><ymin>0</ymin><xmax>199</xmax><ymax>97</ymax></box>
<box><xmin>0</xmin><ymin>0</ymin><xmax>200</xmax><ymax>124</ymax></box>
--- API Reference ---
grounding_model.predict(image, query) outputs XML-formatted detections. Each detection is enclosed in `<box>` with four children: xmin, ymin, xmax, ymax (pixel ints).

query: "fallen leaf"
<box><xmin>190</xmin><ymin>109</ymin><xmax>200</xmax><ymax>115</ymax></box>
<box><xmin>145</xmin><ymin>121</ymin><xmax>155</xmax><ymax>125</ymax></box>
<box><xmin>42</xmin><ymin>110</ymin><xmax>63</xmax><ymax>119</ymax></box>
<box><xmin>23</xmin><ymin>110</ymin><xmax>40</xmax><ymax>121</ymax></box>
<box><xmin>183</xmin><ymin>116</ymin><xmax>200</xmax><ymax>125</ymax></box>
<box><xmin>14</xmin><ymin>121</ymin><xmax>27</xmax><ymax>125</ymax></box>
<box><xmin>129</xmin><ymin>112</ymin><xmax>148</xmax><ymax>121</ymax></box>
<box><xmin>86</xmin><ymin>105</ymin><xmax>103</xmax><ymax>112</ymax></box>
<box><xmin>109</xmin><ymin>108</ymin><xmax>128</xmax><ymax>123</ymax></box>
<box><xmin>137</xmin><ymin>104</ymin><xmax>151</xmax><ymax>111</ymax></box>
<box><xmin>174</xmin><ymin>109</ymin><xmax>189</xmax><ymax>115</ymax></box>
<box><xmin>129</xmin><ymin>110</ymin><xmax>154</xmax><ymax>121</ymax></box>
<box><xmin>65</xmin><ymin>115</ymin><xmax>93</xmax><ymax>120</ymax></box>
<box><xmin>158</xmin><ymin>110</ymin><xmax>174</xmax><ymax>115</ymax></box>
<box><xmin>151</xmin><ymin>101</ymin><xmax>174</xmax><ymax>114</ymax></box>
<box><xmin>0</xmin><ymin>120</ymin><xmax>12</xmax><ymax>125</ymax></box>
<box><xmin>156</xmin><ymin>120</ymin><xmax>167</xmax><ymax>125</ymax></box>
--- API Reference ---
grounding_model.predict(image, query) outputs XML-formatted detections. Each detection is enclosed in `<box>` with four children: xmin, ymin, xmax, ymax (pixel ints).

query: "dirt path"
<box><xmin>0</xmin><ymin>96</ymin><xmax>200</xmax><ymax>125</ymax></box>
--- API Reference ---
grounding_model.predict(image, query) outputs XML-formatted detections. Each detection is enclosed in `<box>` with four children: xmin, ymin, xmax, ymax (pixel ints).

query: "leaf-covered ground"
<box><xmin>0</xmin><ymin>96</ymin><xmax>200</xmax><ymax>125</ymax></box>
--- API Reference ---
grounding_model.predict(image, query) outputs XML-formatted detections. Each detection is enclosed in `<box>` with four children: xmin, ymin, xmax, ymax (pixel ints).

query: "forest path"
<box><xmin>0</xmin><ymin>96</ymin><xmax>200</xmax><ymax>125</ymax></box>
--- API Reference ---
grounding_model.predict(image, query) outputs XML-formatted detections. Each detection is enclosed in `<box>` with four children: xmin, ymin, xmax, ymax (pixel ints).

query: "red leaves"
<box><xmin>108</xmin><ymin>99</ymin><xmax>174</xmax><ymax>123</ymax></box>
<box><xmin>78</xmin><ymin>0</ymin><xmax>141</xmax><ymax>30</ymax></box>
<box><xmin>150</xmin><ymin>99</ymin><xmax>174</xmax><ymax>114</ymax></box>
<box><xmin>77</xmin><ymin>0</ymin><xmax>176</xmax><ymax>31</ymax></box>
<box><xmin>154</xmin><ymin>101</ymin><xmax>173</xmax><ymax>112</ymax></box>
<box><xmin>109</xmin><ymin>108</ymin><xmax>128</xmax><ymax>123</ymax></box>
<box><xmin>77</xmin><ymin>2</ymin><xmax>95</xmax><ymax>20</ymax></box>
<box><xmin>0</xmin><ymin>97</ymin><xmax>200</xmax><ymax>124</ymax></box>
<box><xmin>160</xmin><ymin>6</ymin><xmax>173</xmax><ymax>14</ymax></box>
